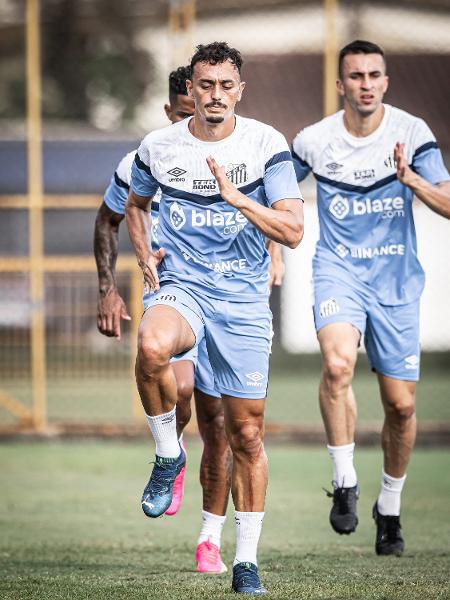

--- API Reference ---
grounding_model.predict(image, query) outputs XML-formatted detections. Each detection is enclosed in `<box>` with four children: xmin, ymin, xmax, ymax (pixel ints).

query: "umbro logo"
<box><xmin>245</xmin><ymin>371</ymin><xmax>264</xmax><ymax>387</ymax></box>
<box><xmin>246</xmin><ymin>371</ymin><xmax>264</xmax><ymax>382</ymax></box>
<box><xmin>404</xmin><ymin>355</ymin><xmax>419</xmax><ymax>369</ymax></box>
<box><xmin>167</xmin><ymin>167</ymin><xmax>186</xmax><ymax>177</ymax></box>
<box><xmin>167</xmin><ymin>166</ymin><xmax>187</xmax><ymax>182</ymax></box>
<box><xmin>326</xmin><ymin>161</ymin><xmax>343</xmax><ymax>174</ymax></box>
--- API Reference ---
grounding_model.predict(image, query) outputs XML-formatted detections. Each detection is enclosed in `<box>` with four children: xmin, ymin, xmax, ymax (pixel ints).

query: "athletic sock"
<box><xmin>377</xmin><ymin>470</ymin><xmax>406</xmax><ymax>516</ymax></box>
<box><xmin>327</xmin><ymin>442</ymin><xmax>357</xmax><ymax>487</ymax></box>
<box><xmin>197</xmin><ymin>510</ymin><xmax>226</xmax><ymax>548</ymax></box>
<box><xmin>146</xmin><ymin>407</ymin><xmax>180</xmax><ymax>458</ymax></box>
<box><xmin>233</xmin><ymin>511</ymin><xmax>265</xmax><ymax>566</ymax></box>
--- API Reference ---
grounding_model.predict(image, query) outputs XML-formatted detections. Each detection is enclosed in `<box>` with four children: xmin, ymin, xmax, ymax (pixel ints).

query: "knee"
<box><xmin>200</xmin><ymin>410</ymin><xmax>228</xmax><ymax>446</ymax></box>
<box><xmin>137</xmin><ymin>335</ymin><xmax>171</xmax><ymax>377</ymax></box>
<box><xmin>229</xmin><ymin>422</ymin><xmax>264</xmax><ymax>461</ymax></box>
<box><xmin>323</xmin><ymin>354</ymin><xmax>355</xmax><ymax>389</ymax></box>
<box><xmin>177</xmin><ymin>378</ymin><xmax>193</xmax><ymax>405</ymax></box>
<box><xmin>386</xmin><ymin>395</ymin><xmax>416</xmax><ymax>421</ymax></box>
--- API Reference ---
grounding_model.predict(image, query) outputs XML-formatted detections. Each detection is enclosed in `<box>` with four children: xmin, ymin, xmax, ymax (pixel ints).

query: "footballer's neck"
<box><xmin>190</xmin><ymin>113</ymin><xmax>236</xmax><ymax>142</ymax></box>
<box><xmin>343</xmin><ymin>103</ymin><xmax>385</xmax><ymax>138</ymax></box>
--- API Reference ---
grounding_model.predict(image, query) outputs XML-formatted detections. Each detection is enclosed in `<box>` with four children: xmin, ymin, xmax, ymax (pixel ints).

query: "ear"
<box><xmin>164</xmin><ymin>104</ymin><xmax>172</xmax><ymax>119</ymax></box>
<box><xmin>186</xmin><ymin>79</ymin><xmax>193</xmax><ymax>97</ymax></box>
<box><xmin>383</xmin><ymin>75</ymin><xmax>389</xmax><ymax>94</ymax></box>
<box><xmin>237</xmin><ymin>81</ymin><xmax>246</xmax><ymax>102</ymax></box>
<box><xmin>336</xmin><ymin>78</ymin><xmax>345</xmax><ymax>97</ymax></box>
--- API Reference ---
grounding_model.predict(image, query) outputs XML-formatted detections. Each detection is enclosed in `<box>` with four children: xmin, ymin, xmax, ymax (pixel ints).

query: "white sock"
<box><xmin>377</xmin><ymin>470</ymin><xmax>406</xmax><ymax>516</ymax></box>
<box><xmin>197</xmin><ymin>510</ymin><xmax>226</xmax><ymax>548</ymax></box>
<box><xmin>327</xmin><ymin>442</ymin><xmax>357</xmax><ymax>487</ymax></box>
<box><xmin>146</xmin><ymin>407</ymin><xmax>180</xmax><ymax>458</ymax></box>
<box><xmin>234</xmin><ymin>511</ymin><xmax>264</xmax><ymax>566</ymax></box>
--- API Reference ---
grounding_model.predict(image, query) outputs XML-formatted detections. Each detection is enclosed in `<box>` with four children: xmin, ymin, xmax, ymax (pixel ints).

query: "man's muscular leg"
<box><xmin>318</xmin><ymin>322</ymin><xmax>360</xmax><ymax>534</ymax></box>
<box><xmin>136</xmin><ymin>305</ymin><xmax>195</xmax><ymax>416</ymax></box>
<box><xmin>195</xmin><ymin>391</ymin><xmax>232</xmax><ymax>571</ymax></box>
<box><xmin>138</xmin><ymin>305</ymin><xmax>196</xmax><ymax>518</ymax></box>
<box><xmin>223</xmin><ymin>395</ymin><xmax>266</xmax><ymax>566</ymax></box>
<box><xmin>195</xmin><ymin>390</ymin><xmax>232</xmax><ymax>516</ymax></box>
<box><xmin>376</xmin><ymin>374</ymin><xmax>416</xmax><ymax>516</ymax></box>
<box><xmin>318</xmin><ymin>323</ymin><xmax>360</xmax><ymax>447</ymax></box>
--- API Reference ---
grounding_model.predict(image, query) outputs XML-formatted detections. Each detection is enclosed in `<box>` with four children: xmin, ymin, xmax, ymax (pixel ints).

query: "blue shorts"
<box><xmin>195</xmin><ymin>337</ymin><xmax>220</xmax><ymax>398</ymax></box>
<box><xmin>313</xmin><ymin>277</ymin><xmax>420</xmax><ymax>381</ymax></box>
<box><xmin>146</xmin><ymin>283</ymin><xmax>272</xmax><ymax>399</ymax></box>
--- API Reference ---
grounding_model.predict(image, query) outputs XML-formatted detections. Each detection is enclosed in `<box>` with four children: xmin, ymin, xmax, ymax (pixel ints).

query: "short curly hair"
<box><xmin>190</xmin><ymin>41</ymin><xmax>243</xmax><ymax>76</ymax></box>
<box><xmin>169</xmin><ymin>65</ymin><xmax>191</xmax><ymax>101</ymax></box>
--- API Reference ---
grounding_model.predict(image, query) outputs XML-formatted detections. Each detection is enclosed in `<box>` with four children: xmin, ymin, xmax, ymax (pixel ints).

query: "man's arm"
<box><xmin>125</xmin><ymin>190</ymin><xmax>165</xmax><ymax>293</ymax></box>
<box><xmin>206</xmin><ymin>156</ymin><xmax>304</xmax><ymax>249</ymax></box>
<box><xmin>395</xmin><ymin>142</ymin><xmax>450</xmax><ymax>219</ymax></box>
<box><xmin>94</xmin><ymin>202</ymin><xmax>131</xmax><ymax>339</ymax></box>
<box><xmin>266</xmin><ymin>239</ymin><xmax>285</xmax><ymax>290</ymax></box>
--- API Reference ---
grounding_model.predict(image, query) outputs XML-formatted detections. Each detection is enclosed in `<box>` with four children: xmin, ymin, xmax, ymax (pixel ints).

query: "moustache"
<box><xmin>205</xmin><ymin>102</ymin><xmax>227</xmax><ymax>109</ymax></box>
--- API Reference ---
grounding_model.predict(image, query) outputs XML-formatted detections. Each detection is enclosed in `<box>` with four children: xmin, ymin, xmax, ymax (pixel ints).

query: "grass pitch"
<box><xmin>1</xmin><ymin>441</ymin><xmax>449</xmax><ymax>599</ymax></box>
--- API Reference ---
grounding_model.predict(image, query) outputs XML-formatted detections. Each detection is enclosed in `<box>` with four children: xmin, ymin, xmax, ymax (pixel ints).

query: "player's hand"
<box><xmin>140</xmin><ymin>248</ymin><xmax>166</xmax><ymax>294</ymax></box>
<box><xmin>268</xmin><ymin>247</ymin><xmax>285</xmax><ymax>292</ymax></box>
<box><xmin>394</xmin><ymin>142</ymin><xmax>419</xmax><ymax>187</ymax></box>
<box><xmin>97</xmin><ymin>289</ymin><xmax>131</xmax><ymax>340</ymax></box>
<box><xmin>206</xmin><ymin>155</ymin><xmax>244</xmax><ymax>208</ymax></box>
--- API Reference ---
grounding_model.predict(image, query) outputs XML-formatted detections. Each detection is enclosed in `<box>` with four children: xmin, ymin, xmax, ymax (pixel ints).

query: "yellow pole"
<box><xmin>168</xmin><ymin>0</ymin><xmax>196</xmax><ymax>70</ymax></box>
<box><xmin>26</xmin><ymin>0</ymin><xmax>47</xmax><ymax>430</ymax></box>
<box><xmin>323</xmin><ymin>0</ymin><xmax>339</xmax><ymax>117</ymax></box>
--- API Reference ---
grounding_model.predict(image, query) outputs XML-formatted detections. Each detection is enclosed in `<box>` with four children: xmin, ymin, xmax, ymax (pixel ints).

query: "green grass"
<box><xmin>0</xmin><ymin>442</ymin><xmax>449</xmax><ymax>599</ymax></box>
<box><xmin>1</xmin><ymin>353</ymin><xmax>449</xmax><ymax>426</ymax></box>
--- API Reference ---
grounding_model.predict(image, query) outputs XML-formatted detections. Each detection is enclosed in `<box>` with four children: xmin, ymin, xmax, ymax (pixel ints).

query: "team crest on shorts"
<box><xmin>319</xmin><ymin>298</ymin><xmax>340</xmax><ymax>318</ymax></box>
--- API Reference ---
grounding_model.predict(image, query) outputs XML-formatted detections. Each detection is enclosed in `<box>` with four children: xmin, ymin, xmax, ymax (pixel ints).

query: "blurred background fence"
<box><xmin>0</xmin><ymin>0</ymin><xmax>449</xmax><ymax>433</ymax></box>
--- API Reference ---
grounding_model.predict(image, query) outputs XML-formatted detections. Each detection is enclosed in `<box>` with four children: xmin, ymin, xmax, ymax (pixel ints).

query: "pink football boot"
<box><xmin>165</xmin><ymin>439</ymin><xmax>187</xmax><ymax>515</ymax></box>
<box><xmin>195</xmin><ymin>538</ymin><xmax>228</xmax><ymax>574</ymax></box>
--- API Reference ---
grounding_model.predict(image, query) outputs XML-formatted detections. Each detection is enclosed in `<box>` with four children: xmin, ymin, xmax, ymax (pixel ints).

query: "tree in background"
<box><xmin>0</xmin><ymin>0</ymin><xmax>154</xmax><ymax>130</ymax></box>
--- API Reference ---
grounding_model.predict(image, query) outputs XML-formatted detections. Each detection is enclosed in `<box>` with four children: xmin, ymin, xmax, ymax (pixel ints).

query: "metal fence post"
<box><xmin>26</xmin><ymin>0</ymin><xmax>47</xmax><ymax>430</ymax></box>
<box><xmin>323</xmin><ymin>0</ymin><xmax>339</xmax><ymax>117</ymax></box>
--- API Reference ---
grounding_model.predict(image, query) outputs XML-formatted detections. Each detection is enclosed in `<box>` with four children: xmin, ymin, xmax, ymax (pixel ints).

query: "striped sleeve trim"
<box><xmin>114</xmin><ymin>172</ymin><xmax>129</xmax><ymax>190</ymax></box>
<box><xmin>412</xmin><ymin>141</ymin><xmax>438</xmax><ymax>161</ymax></box>
<box><xmin>264</xmin><ymin>151</ymin><xmax>293</xmax><ymax>170</ymax></box>
<box><xmin>291</xmin><ymin>147</ymin><xmax>311</xmax><ymax>169</ymax></box>
<box><xmin>134</xmin><ymin>152</ymin><xmax>152</xmax><ymax>176</ymax></box>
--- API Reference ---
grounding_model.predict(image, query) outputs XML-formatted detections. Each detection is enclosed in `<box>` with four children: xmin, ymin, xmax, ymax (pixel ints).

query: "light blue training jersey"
<box><xmin>103</xmin><ymin>150</ymin><xmax>161</xmax><ymax>250</ymax></box>
<box><xmin>292</xmin><ymin>104</ymin><xmax>450</xmax><ymax>306</ymax></box>
<box><xmin>131</xmin><ymin>115</ymin><xmax>302</xmax><ymax>302</ymax></box>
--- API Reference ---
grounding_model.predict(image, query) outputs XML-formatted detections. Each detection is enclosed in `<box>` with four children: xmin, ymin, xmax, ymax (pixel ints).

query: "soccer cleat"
<box><xmin>325</xmin><ymin>483</ymin><xmax>359</xmax><ymax>534</ymax></box>
<box><xmin>232</xmin><ymin>562</ymin><xmax>267</xmax><ymax>595</ymax></box>
<box><xmin>372</xmin><ymin>502</ymin><xmax>405</xmax><ymax>556</ymax></box>
<box><xmin>195</xmin><ymin>538</ymin><xmax>228</xmax><ymax>574</ymax></box>
<box><xmin>165</xmin><ymin>439</ymin><xmax>187</xmax><ymax>516</ymax></box>
<box><xmin>141</xmin><ymin>445</ymin><xmax>186</xmax><ymax>518</ymax></box>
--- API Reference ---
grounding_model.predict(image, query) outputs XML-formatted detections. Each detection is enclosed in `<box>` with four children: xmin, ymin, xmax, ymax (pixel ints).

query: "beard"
<box><xmin>205</xmin><ymin>115</ymin><xmax>225</xmax><ymax>124</ymax></box>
